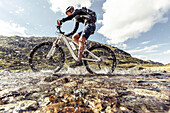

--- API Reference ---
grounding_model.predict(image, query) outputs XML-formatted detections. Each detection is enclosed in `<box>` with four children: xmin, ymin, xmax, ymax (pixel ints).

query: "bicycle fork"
<box><xmin>46</xmin><ymin>37</ymin><xmax>62</xmax><ymax>59</ymax></box>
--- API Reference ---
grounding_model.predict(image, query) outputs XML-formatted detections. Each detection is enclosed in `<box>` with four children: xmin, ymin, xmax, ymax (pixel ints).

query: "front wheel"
<box><xmin>84</xmin><ymin>45</ymin><xmax>116</xmax><ymax>74</ymax></box>
<box><xmin>29</xmin><ymin>42</ymin><xmax>65</xmax><ymax>73</ymax></box>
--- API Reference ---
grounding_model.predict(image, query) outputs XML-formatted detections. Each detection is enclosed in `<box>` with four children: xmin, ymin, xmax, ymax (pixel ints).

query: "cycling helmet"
<box><xmin>66</xmin><ymin>6</ymin><xmax>74</xmax><ymax>14</ymax></box>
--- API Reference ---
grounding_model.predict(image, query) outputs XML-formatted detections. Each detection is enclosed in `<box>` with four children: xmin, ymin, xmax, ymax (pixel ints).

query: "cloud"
<box><xmin>48</xmin><ymin>0</ymin><xmax>93</xmax><ymax>13</ymax></box>
<box><xmin>163</xmin><ymin>50</ymin><xmax>170</xmax><ymax>54</ymax></box>
<box><xmin>114</xmin><ymin>43</ymin><xmax>127</xmax><ymax>49</ymax></box>
<box><xmin>133</xmin><ymin>52</ymin><xmax>170</xmax><ymax>64</ymax></box>
<box><xmin>127</xmin><ymin>44</ymin><xmax>160</xmax><ymax>54</ymax></box>
<box><xmin>133</xmin><ymin>55</ymin><xmax>148</xmax><ymax>60</ymax></box>
<box><xmin>9</xmin><ymin>7</ymin><xmax>24</xmax><ymax>14</ymax></box>
<box><xmin>141</xmin><ymin>41</ymin><xmax>151</xmax><ymax>45</ymax></box>
<box><xmin>97</xmin><ymin>20</ymin><xmax>103</xmax><ymax>24</ymax></box>
<box><xmin>98</xmin><ymin>0</ymin><xmax>170</xmax><ymax>44</ymax></box>
<box><xmin>127</xmin><ymin>43</ymin><xmax>168</xmax><ymax>54</ymax></box>
<box><xmin>15</xmin><ymin>7</ymin><xmax>24</xmax><ymax>14</ymax></box>
<box><xmin>0</xmin><ymin>20</ymin><xmax>27</xmax><ymax>36</ymax></box>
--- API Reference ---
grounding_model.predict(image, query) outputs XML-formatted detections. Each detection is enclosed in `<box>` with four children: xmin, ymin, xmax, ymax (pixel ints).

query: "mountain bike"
<box><xmin>28</xmin><ymin>26</ymin><xmax>116</xmax><ymax>74</ymax></box>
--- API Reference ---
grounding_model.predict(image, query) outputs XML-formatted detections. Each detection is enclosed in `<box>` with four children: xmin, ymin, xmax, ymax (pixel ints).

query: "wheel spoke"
<box><xmin>29</xmin><ymin>42</ymin><xmax>65</xmax><ymax>73</ymax></box>
<box><xmin>84</xmin><ymin>46</ymin><xmax>116</xmax><ymax>74</ymax></box>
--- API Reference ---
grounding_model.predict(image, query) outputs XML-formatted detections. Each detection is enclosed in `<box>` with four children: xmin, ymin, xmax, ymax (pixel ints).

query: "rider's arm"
<box><xmin>61</xmin><ymin>9</ymin><xmax>81</xmax><ymax>22</ymax></box>
<box><xmin>65</xmin><ymin>21</ymin><xmax>79</xmax><ymax>37</ymax></box>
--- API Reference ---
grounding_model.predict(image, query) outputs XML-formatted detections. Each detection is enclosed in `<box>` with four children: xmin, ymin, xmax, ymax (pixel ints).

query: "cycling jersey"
<box><xmin>61</xmin><ymin>9</ymin><xmax>96</xmax><ymax>38</ymax></box>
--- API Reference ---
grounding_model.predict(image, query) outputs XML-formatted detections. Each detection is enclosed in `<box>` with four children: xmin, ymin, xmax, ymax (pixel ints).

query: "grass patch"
<box><xmin>117</xmin><ymin>63</ymin><xmax>137</xmax><ymax>69</ymax></box>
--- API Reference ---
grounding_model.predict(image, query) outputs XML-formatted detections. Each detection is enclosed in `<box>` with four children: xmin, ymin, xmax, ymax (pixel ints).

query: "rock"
<box><xmin>44</xmin><ymin>76</ymin><xmax>59</xmax><ymax>82</ymax></box>
<box><xmin>0</xmin><ymin>89</ymin><xmax>10</xmax><ymax>97</ymax></box>
<box><xmin>0</xmin><ymin>103</ymin><xmax>17</xmax><ymax>113</ymax></box>
<box><xmin>50</xmin><ymin>77</ymin><xmax>70</xmax><ymax>86</ymax></box>
<box><xmin>127</xmin><ymin>88</ymin><xmax>169</xmax><ymax>100</ymax></box>
<box><xmin>163</xmin><ymin>70</ymin><xmax>167</xmax><ymax>73</ymax></box>
<box><xmin>29</xmin><ymin>92</ymin><xmax>42</xmax><ymax>99</ymax></box>
<box><xmin>63</xmin><ymin>93</ymin><xmax>75</xmax><ymax>102</ymax></box>
<box><xmin>63</xmin><ymin>81</ymin><xmax>77</xmax><ymax>88</ymax></box>
<box><xmin>0</xmin><ymin>100</ymin><xmax>4</xmax><ymax>105</ymax></box>
<box><xmin>74</xmin><ymin>88</ymin><xmax>89</xmax><ymax>97</ymax></box>
<box><xmin>54</xmin><ymin>87</ymin><xmax>65</xmax><ymax>94</ymax></box>
<box><xmin>138</xmin><ymin>67</ymin><xmax>145</xmax><ymax>70</ymax></box>
<box><xmin>13</xmin><ymin>100</ymin><xmax>38</xmax><ymax>112</ymax></box>
<box><xmin>151</xmin><ymin>73</ymin><xmax>162</xmax><ymax>76</ymax></box>
<box><xmin>105</xmin><ymin>106</ymin><xmax>113</xmax><ymax>113</ymax></box>
<box><xmin>34</xmin><ymin>99</ymin><xmax>93</xmax><ymax>112</ymax></box>
<box><xmin>35</xmin><ymin>103</ymin><xmax>60</xmax><ymax>112</ymax></box>
<box><xmin>0</xmin><ymin>71</ymin><xmax>169</xmax><ymax>113</ymax></box>
<box><xmin>39</xmin><ymin>97</ymin><xmax>50</xmax><ymax>107</ymax></box>
<box><xmin>83</xmin><ymin>80</ymin><xmax>98</xmax><ymax>87</ymax></box>
<box><xmin>91</xmin><ymin>88</ymin><xmax>118</xmax><ymax>97</ymax></box>
<box><xmin>88</xmin><ymin>98</ymin><xmax>103</xmax><ymax>113</ymax></box>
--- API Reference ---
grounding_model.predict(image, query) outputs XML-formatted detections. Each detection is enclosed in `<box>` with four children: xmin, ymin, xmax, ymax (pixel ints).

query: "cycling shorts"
<box><xmin>78</xmin><ymin>22</ymin><xmax>96</xmax><ymax>40</ymax></box>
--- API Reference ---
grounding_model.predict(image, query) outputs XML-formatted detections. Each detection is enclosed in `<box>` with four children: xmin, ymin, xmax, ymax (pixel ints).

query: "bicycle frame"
<box><xmin>47</xmin><ymin>34</ymin><xmax>101</xmax><ymax>62</ymax></box>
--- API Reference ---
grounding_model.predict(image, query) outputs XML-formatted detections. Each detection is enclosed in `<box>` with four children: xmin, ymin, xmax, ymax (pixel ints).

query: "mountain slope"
<box><xmin>0</xmin><ymin>35</ymin><xmax>159</xmax><ymax>71</ymax></box>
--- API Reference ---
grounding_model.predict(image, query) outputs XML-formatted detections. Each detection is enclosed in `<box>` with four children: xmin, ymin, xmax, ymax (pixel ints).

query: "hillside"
<box><xmin>0</xmin><ymin>35</ymin><xmax>161</xmax><ymax>71</ymax></box>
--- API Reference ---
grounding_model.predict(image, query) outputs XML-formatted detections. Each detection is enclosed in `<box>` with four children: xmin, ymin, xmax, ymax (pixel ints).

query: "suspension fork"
<box><xmin>46</xmin><ymin>36</ymin><xmax>62</xmax><ymax>59</ymax></box>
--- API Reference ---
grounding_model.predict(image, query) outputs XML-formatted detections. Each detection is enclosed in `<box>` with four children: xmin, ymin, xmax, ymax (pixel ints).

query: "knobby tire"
<box><xmin>84</xmin><ymin>45</ymin><xmax>116</xmax><ymax>74</ymax></box>
<box><xmin>28</xmin><ymin>42</ymin><xmax>65</xmax><ymax>73</ymax></box>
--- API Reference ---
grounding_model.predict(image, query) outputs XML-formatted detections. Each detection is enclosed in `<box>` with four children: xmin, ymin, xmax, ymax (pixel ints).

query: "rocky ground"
<box><xmin>0</xmin><ymin>69</ymin><xmax>169</xmax><ymax>113</ymax></box>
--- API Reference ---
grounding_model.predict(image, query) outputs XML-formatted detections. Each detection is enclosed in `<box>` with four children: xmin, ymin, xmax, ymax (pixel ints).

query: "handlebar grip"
<box><xmin>57</xmin><ymin>25</ymin><xmax>65</xmax><ymax>35</ymax></box>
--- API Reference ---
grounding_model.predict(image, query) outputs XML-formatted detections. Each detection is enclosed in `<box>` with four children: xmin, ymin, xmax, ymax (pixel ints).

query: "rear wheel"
<box><xmin>29</xmin><ymin>42</ymin><xmax>65</xmax><ymax>73</ymax></box>
<box><xmin>84</xmin><ymin>45</ymin><xmax>116</xmax><ymax>74</ymax></box>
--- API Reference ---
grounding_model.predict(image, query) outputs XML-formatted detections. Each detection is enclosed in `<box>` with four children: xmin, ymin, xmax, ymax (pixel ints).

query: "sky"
<box><xmin>0</xmin><ymin>0</ymin><xmax>170</xmax><ymax>64</ymax></box>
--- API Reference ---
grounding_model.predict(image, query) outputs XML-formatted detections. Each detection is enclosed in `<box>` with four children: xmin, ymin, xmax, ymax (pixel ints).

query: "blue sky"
<box><xmin>0</xmin><ymin>0</ymin><xmax>170</xmax><ymax>64</ymax></box>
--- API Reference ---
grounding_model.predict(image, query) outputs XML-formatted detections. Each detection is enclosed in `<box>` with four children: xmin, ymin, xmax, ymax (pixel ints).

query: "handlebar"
<box><xmin>56</xmin><ymin>26</ymin><xmax>65</xmax><ymax>35</ymax></box>
<box><xmin>56</xmin><ymin>25</ymin><xmax>73</xmax><ymax>37</ymax></box>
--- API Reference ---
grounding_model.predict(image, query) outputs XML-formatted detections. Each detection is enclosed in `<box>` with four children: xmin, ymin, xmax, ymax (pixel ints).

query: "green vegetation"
<box><xmin>165</xmin><ymin>63</ymin><xmax>170</xmax><ymax>66</ymax></box>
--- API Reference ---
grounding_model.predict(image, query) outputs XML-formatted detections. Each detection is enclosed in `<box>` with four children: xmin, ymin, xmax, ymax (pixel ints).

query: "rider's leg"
<box><xmin>77</xmin><ymin>36</ymin><xmax>86</xmax><ymax>61</ymax></box>
<box><xmin>69</xmin><ymin>23</ymin><xmax>96</xmax><ymax>67</ymax></box>
<box><xmin>72</xmin><ymin>33</ymin><xmax>80</xmax><ymax>45</ymax></box>
<box><xmin>72</xmin><ymin>33</ymin><xmax>86</xmax><ymax>61</ymax></box>
<box><xmin>69</xmin><ymin>36</ymin><xmax>85</xmax><ymax>68</ymax></box>
<box><xmin>77</xmin><ymin>23</ymin><xmax>96</xmax><ymax>61</ymax></box>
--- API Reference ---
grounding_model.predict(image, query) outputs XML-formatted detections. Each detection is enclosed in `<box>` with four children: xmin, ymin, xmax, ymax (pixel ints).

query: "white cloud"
<box><xmin>15</xmin><ymin>7</ymin><xmax>24</xmax><ymax>14</ymax></box>
<box><xmin>114</xmin><ymin>43</ymin><xmax>127</xmax><ymax>49</ymax></box>
<box><xmin>0</xmin><ymin>20</ymin><xmax>27</xmax><ymax>36</ymax></box>
<box><xmin>133</xmin><ymin>53</ymin><xmax>170</xmax><ymax>64</ymax></box>
<box><xmin>127</xmin><ymin>44</ymin><xmax>160</xmax><ymax>54</ymax></box>
<box><xmin>122</xmin><ymin>43</ymin><xmax>127</xmax><ymax>49</ymax></box>
<box><xmin>48</xmin><ymin>0</ymin><xmax>93</xmax><ymax>13</ymax></box>
<box><xmin>133</xmin><ymin>55</ymin><xmax>148</xmax><ymax>60</ymax></box>
<box><xmin>0</xmin><ymin>1</ymin><xmax>2</xmax><ymax>6</ymax></box>
<box><xmin>98</xmin><ymin>0</ymin><xmax>170</xmax><ymax>44</ymax></box>
<box><xmin>163</xmin><ymin>50</ymin><xmax>170</xmax><ymax>54</ymax></box>
<box><xmin>97</xmin><ymin>20</ymin><xmax>103</xmax><ymax>24</ymax></box>
<box><xmin>9</xmin><ymin>7</ymin><xmax>24</xmax><ymax>14</ymax></box>
<box><xmin>127</xmin><ymin>43</ymin><xmax>168</xmax><ymax>54</ymax></box>
<box><xmin>141</xmin><ymin>41</ymin><xmax>151</xmax><ymax>45</ymax></box>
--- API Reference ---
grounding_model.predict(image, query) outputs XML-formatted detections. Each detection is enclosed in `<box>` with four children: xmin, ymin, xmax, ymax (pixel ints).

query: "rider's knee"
<box><xmin>79</xmin><ymin>36</ymin><xmax>86</xmax><ymax>43</ymax></box>
<box><xmin>79</xmin><ymin>41</ymin><xmax>85</xmax><ymax>48</ymax></box>
<box><xmin>72</xmin><ymin>34</ymin><xmax>80</xmax><ymax>40</ymax></box>
<box><xmin>79</xmin><ymin>44</ymin><xmax>84</xmax><ymax>52</ymax></box>
<box><xmin>79</xmin><ymin>37</ymin><xmax>86</xmax><ymax>50</ymax></box>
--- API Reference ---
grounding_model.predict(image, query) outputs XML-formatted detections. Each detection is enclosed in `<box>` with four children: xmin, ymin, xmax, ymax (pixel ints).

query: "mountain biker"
<box><xmin>57</xmin><ymin>6</ymin><xmax>96</xmax><ymax>68</ymax></box>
